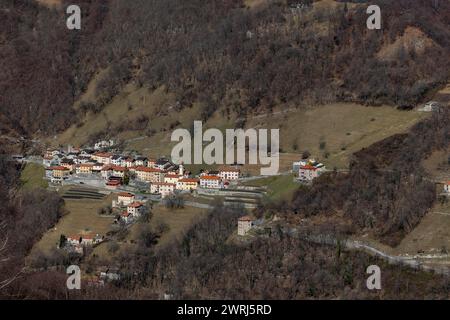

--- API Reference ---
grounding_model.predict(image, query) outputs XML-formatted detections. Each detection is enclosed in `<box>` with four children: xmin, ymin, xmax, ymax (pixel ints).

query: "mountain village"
<box><xmin>35</xmin><ymin>138</ymin><xmax>328</xmax><ymax>250</ymax></box>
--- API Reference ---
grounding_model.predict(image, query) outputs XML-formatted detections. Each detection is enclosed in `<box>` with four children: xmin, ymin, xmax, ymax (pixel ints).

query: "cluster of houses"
<box><xmin>112</xmin><ymin>192</ymin><xmax>148</xmax><ymax>224</ymax></box>
<box><xmin>43</xmin><ymin>143</ymin><xmax>242</xmax><ymax>198</ymax></box>
<box><xmin>61</xmin><ymin>233</ymin><xmax>104</xmax><ymax>255</ymax></box>
<box><xmin>293</xmin><ymin>158</ymin><xmax>326</xmax><ymax>182</ymax></box>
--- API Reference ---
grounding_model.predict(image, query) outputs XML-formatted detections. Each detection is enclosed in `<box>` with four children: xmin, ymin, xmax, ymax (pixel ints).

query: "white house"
<box><xmin>219</xmin><ymin>168</ymin><xmax>240</xmax><ymax>181</ymax></box>
<box><xmin>117</xmin><ymin>192</ymin><xmax>135</xmax><ymax>206</ymax></box>
<box><xmin>112</xmin><ymin>165</ymin><xmax>126</xmax><ymax>178</ymax></box>
<box><xmin>94</xmin><ymin>139</ymin><xmax>114</xmax><ymax>150</ymax></box>
<box><xmin>199</xmin><ymin>175</ymin><xmax>221</xmax><ymax>189</ymax></box>
<box><xmin>238</xmin><ymin>216</ymin><xmax>255</xmax><ymax>236</ymax></box>
<box><xmin>444</xmin><ymin>182</ymin><xmax>450</xmax><ymax>193</ymax></box>
<box><xmin>101</xmin><ymin>165</ymin><xmax>113</xmax><ymax>180</ymax></box>
<box><xmin>134</xmin><ymin>157</ymin><xmax>148</xmax><ymax>167</ymax></box>
<box><xmin>299</xmin><ymin>165</ymin><xmax>320</xmax><ymax>181</ymax></box>
<box><xmin>93</xmin><ymin>152</ymin><xmax>113</xmax><ymax>164</ymax></box>
<box><xmin>164</xmin><ymin>174</ymin><xmax>181</xmax><ymax>184</ymax></box>
<box><xmin>298</xmin><ymin>160</ymin><xmax>325</xmax><ymax>182</ymax></box>
<box><xmin>419</xmin><ymin>101</ymin><xmax>441</xmax><ymax>112</ymax></box>
<box><xmin>92</xmin><ymin>162</ymin><xmax>103</xmax><ymax>173</ymax></box>
<box><xmin>176</xmin><ymin>178</ymin><xmax>199</xmax><ymax>191</ymax></box>
<box><xmin>150</xmin><ymin>182</ymin><xmax>176</xmax><ymax>198</ymax></box>
<box><xmin>121</xmin><ymin>211</ymin><xmax>134</xmax><ymax>224</ymax></box>
<box><xmin>67</xmin><ymin>233</ymin><xmax>102</xmax><ymax>246</ymax></box>
<box><xmin>111</xmin><ymin>155</ymin><xmax>122</xmax><ymax>166</ymax></box>
<box><xmin>121</xmin><ymin>157</ymin><xmax>135</xmax><ymax>168</ymax></box>
<box><xmin>75</xmin><ymin>155</ymin><xmax>92</xmax><ymax>164</ymax></box>
<box><xmin>154</xmin><ymin>158</ymin><xmax>173</xmax><ymax>171</ymax></box>
<box><xmin>127</xmin><ymin>202</ymin><xmax>145</xmax><ymax>217</ymax></box>
<box><xmin>135</xmin><ymin>166</ymin><xmax>163</xmax><ymax>183</ymax></box>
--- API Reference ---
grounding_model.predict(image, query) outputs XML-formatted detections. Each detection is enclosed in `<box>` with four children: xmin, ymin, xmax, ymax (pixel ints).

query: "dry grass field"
<box><xmin>128</xmin><ymin>204</ymin><xmax>208</xmax><ymax>248</ymax></box>
<box><xmin>422</xmin><ymin>147</ymin><xmax>450</xmax><ymax>182</ymax></box>
<box><xmin>242</xmin><ymin>174</ymin><xmax>298</xmax><ymax>201</ymax></box>
<box><xmin>92</xmin><ymin>203</ymin><xmax>208</xmax><ymax>261</ymax></box>
<box><xmin>20</xmin><ymin>163</ymin><xmax>48</xmax><ymax>190</ymax></box>
<box><xmin>50</xmin><ymin>85</ymin><xmax>426</xmax><ymax>173</ymax></box>
<box><xmin>245</xmin><ymin>103</ymin><xmax>428</xmax><ymax>169</ymax></box>
<box><xmin>31</xmin><ymin>191</ymin><xmax>115</xmax><ymax>255</ymax></box>
<box><xmin>395</xmin><ymin>203</ymin><xmax>450</xmax><ymax>256</ymax></box>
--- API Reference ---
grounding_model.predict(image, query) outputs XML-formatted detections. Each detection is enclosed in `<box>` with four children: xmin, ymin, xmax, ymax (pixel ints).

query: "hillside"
<box><xmin>2</xmin><ymin>0</ymin><xmax>450</xmax><ymax>301</ymax></box>
<box><xmin>1</xmin><ymin>0</ymin><xmax>450</xmax><ymax>141</ymax></box>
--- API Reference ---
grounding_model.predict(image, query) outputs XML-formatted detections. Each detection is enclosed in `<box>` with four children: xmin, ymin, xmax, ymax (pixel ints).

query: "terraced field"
<box><xmin>62</xmin><ymin>187</ymin><xmax>106</xmax><ymax>200</ymax></box>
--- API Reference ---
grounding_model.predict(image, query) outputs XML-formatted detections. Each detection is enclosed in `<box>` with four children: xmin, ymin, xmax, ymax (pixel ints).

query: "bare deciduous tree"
<box><xmin>0</xmin><ymin>222</ymin><xmax>21</xmax><ymax>290</ymax></box>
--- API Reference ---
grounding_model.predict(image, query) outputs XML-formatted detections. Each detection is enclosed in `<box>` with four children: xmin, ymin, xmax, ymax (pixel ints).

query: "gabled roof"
<box><xmin>165</xmin><ymin>174</ymin><xmax>181</xmax><ymax>178</ymax></box>
<box><xmin>112</xmin><ymin>165</ymin><xmax>126</xmax><ymax>172</ymax></box>
<box><xmin>94</xmin><ymin>152</ymin><xmax>113</xmax><ymax>158</ymax></box>
<box><xmin>49</xmin><ymin>166</ymin><xmax>69</xmax><ymax>171</ymax></box>
<box><xmin>78</xmin><ymin>163</ymin><xmax>94</xmax><ymax>168</ymax></box>
<box><xmin>155</xmin><ymin>158</ymin><xmax>172</xmax><ymax>167</ymax></box>
<box><xmin>152</xmin><ymin>182</ymin><xmax>176</xmax><ymax>187</ymax></box>
<box><xmin>118</xmin><ymin>192</ymin><xmax>134</xmax><ymax>198</ymax></box>
<box><xmin>200</xmin><ymin>175</ymin><xmax>221</xmax><ymax>181</ymax></box>
<box><xmin>239</xmin><ymin>215</ymin><xmax>254</xmax><ymax>222</ymax></box>
<box><xmin>135</xmin><ymin>166</ymin><xmax>162</xmax><ymax>173</ymax></box>
<box><xmin>300</xmin><ymin>165</ymin><xmax>318</xmax><ymax>171</ymax></box>
<box><xmin>127</xmin><ymin>202</ymin><xmax>143</xmax><ymax>208</ymax></box>
<box><xmin>106</xmin><ymin>180</ymin><xmax>121</xmax><ymax>186</ymax></box>
<box><xmin>121</xmin><ymin>211</ymin><xmax>132</xmax><ymax>217</ymax></box>
<box><xmin>178</xmin><ymin>178</ymin><xmax>199</xmax><ymax>183</ymax></box>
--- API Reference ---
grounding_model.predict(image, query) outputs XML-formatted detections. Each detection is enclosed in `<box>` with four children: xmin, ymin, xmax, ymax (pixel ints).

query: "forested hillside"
<box><xmin>1</xmin><ymin>0</ymin><xmax>450</xmax><ymax>300</ymax></box>
<box><xmin>0</xmin><ymin>146</ymin><xmax>65</xmax><ymax>295</ymax></box>
<box><xmin>1</xmin><ymin>0</ymin><xmax>450</xmax><ymax>137</ymax></box>
<box><xmin>284</xmin><ymin>108</ymin><xmax>450</xmax><ymax>246</ymax></box>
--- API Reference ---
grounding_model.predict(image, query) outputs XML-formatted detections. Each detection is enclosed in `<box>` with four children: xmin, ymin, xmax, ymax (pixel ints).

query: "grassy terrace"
<box><xmin>92</xmin><ymin>204</ymin><xmax>208</xmax><ymax>260</ymax></box>
<box><xmin>242</xmin><ymin>174</ymin><xmax>299</xmax><ymax>201</ymax></box>
<box><xmin>30</xmin><ymin>189</ymin><xmax>115</xmax><ymax>256</ymax></box>
<box><xmin>20</xmin><ymin>163</ymin><xmax>48</xmax><ymax>190</ymax></box>
<box><xmin>61</xmin><ymin>188</ymin><xmax>106</xmax><ymax>200</ymax></box>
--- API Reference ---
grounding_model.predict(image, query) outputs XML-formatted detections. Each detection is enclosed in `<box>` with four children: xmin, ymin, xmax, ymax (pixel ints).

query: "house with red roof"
<box><xmin>127</xmin><ymin>202</ymin><xmax>145</xmax><ymax>217</ymax></box>
<box><xmin>298</xmin><ymin>160</ymin><xmax>326</xmax><ymax>182</ymax></box>
<box><xmin>121</xmin><ymin>211</ymin><xmax>134</xmax><ymax>224</ymax></box>
<box><xmin>238</xmin><ymin>216</ymin><xmax>256</xmax><ymax>236</ymax></box>
<box><xmin>199</xmin><ymin>175</ymin><xmax>221</xmax><ymax>189</ymax></box>
<box><xmin>92</xmin><ymin>152</ymin><xmax>113</xmax><ymax>164</ymax></box>
<box><xmin>176</xmin><ymin>178</ymin><xmax>199</xmax><ymax>191</ymax></box>
<box><xmin>164</xmin><ymin>174</ymin><xmax>182</xmax><ymax>184</ymax></box>
<box><xmin>150</xmin><ymin>182</ymin><xmax>176</xmax><ymax>198</ymax></box>
<box><xmin>444</xmin><ymin>181</ymin><xmax>450</xmax><ymax>193</ymax></box>
<box><xmin>106</xmin><ymin>179</ymin><xmax>121</xmax><ymax>189</ymax></box>
<box><xmin>135</xmin><ymin>166</ymin><xmax>163</xmax><ymax>183</ymax></box>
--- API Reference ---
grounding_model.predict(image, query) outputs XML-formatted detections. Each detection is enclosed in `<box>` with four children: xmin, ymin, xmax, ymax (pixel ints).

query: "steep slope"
<box><xmin>1</xmin><ymin>0</ymin><xmax>450</xmax><ymax>140</ymax></box>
